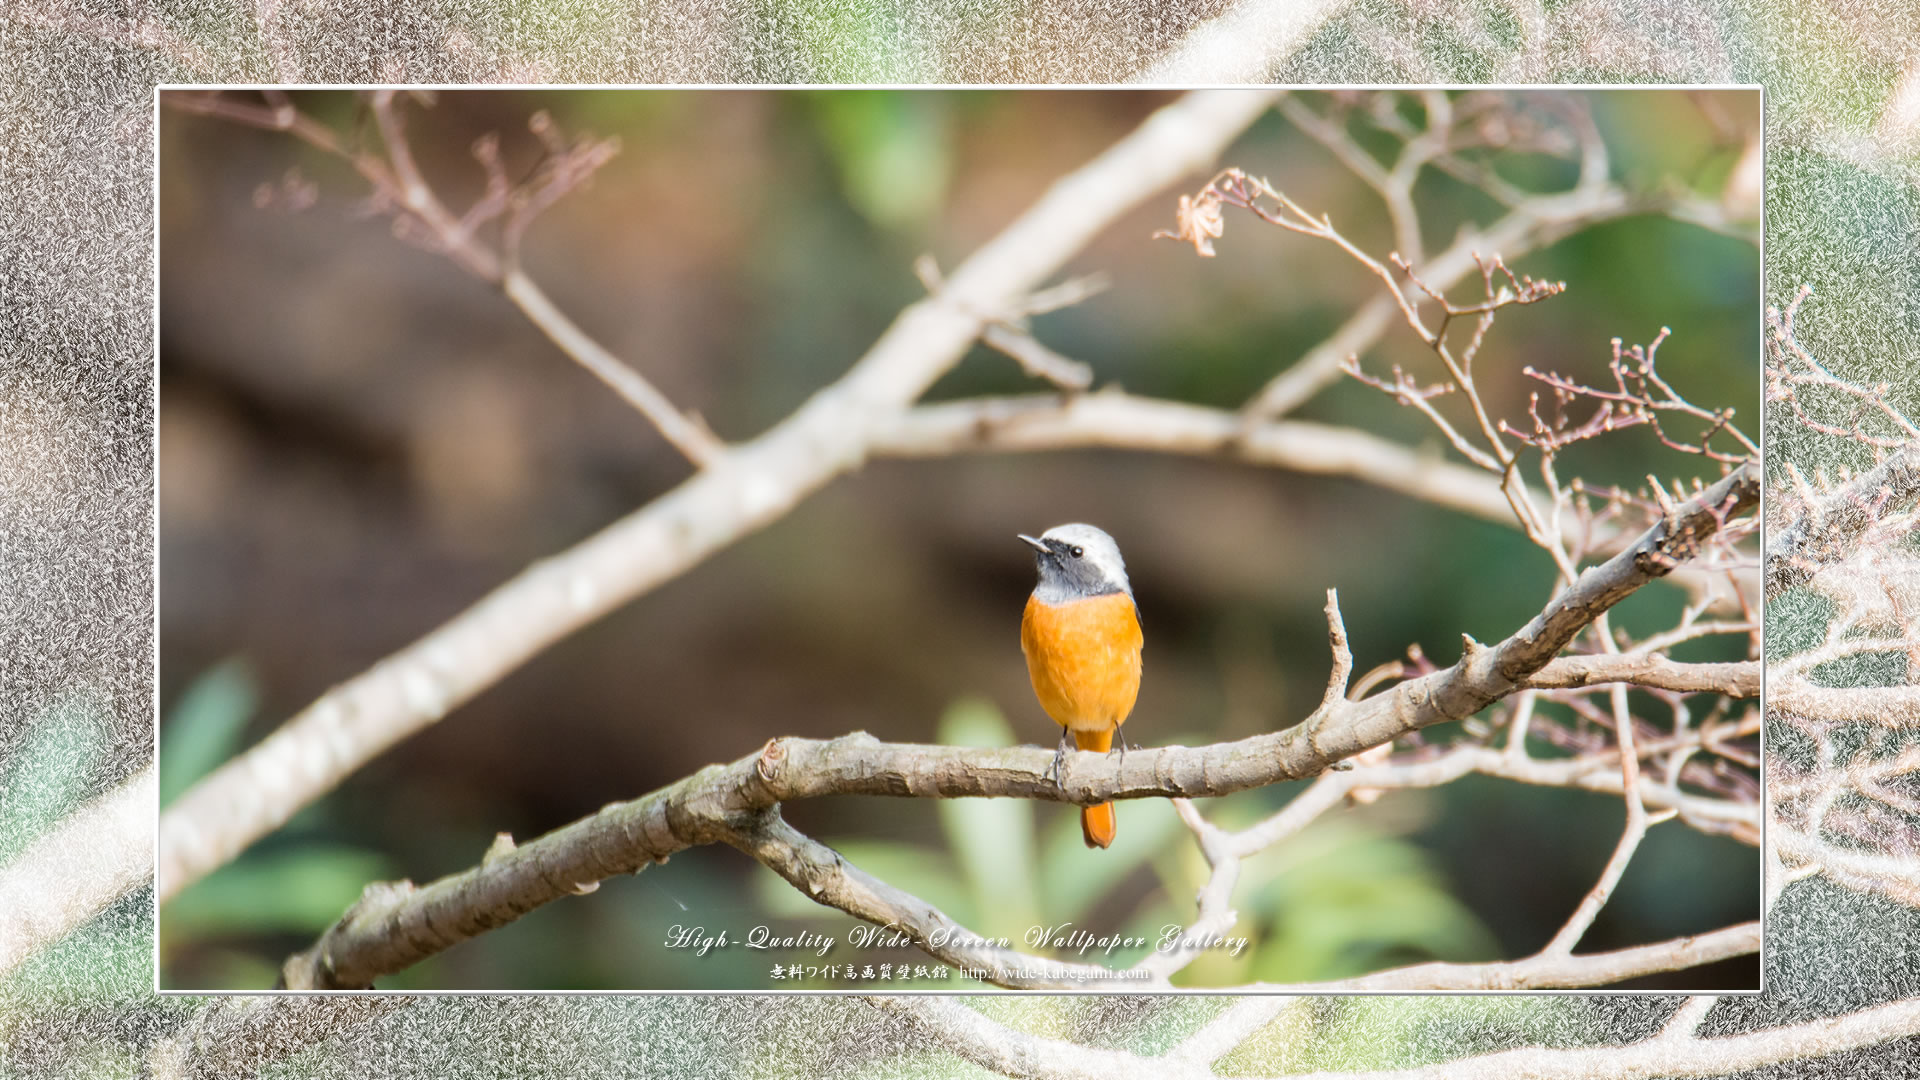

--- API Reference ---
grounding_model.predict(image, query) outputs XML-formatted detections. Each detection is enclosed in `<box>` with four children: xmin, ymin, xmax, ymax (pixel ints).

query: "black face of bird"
<box><xmin>1018</xmin><ymin>523</ymin><xmax>1131</xmax><ymax>603</ymax></box>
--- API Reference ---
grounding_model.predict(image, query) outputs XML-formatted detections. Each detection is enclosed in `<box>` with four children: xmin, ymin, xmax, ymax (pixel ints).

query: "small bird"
<box><xmin>1018</xmin><ymin>523</ymin><xmax>1143</xmax><ymax>849</ymax></box>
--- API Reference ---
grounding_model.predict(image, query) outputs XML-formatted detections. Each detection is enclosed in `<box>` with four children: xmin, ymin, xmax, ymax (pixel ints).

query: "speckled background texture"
<box><xmin>4</xmin><ymin>1</ymin><xmax>1919</xmax><ymax>1075</ymax></box>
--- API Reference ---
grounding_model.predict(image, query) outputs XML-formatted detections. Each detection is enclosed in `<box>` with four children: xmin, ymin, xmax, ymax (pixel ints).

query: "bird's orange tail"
<box><xmin>1074</xmin><ymin>727</ymin><xmax>1117</xmax><ymax>849</ymax></box>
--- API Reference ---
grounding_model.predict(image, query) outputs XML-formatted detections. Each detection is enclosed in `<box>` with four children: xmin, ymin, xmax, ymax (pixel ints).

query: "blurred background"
<box><xmin>157</xmin><ymin>89</ymin><xmax>1758</xmax><ymax>990</ymax></box>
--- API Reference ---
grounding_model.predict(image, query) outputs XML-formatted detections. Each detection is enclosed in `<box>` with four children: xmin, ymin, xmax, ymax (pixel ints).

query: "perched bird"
<box><xmin>1017</xmin><ymin>523</ymin><xmax>1143</xmax><ymax>849</ymax></box>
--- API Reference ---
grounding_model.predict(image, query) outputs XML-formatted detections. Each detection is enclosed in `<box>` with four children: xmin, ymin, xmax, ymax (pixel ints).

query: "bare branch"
<box><xmin>1770</xmin><ymin>678</ymin><xmax>1920</xmax><ymax>726</ymax></box>
<box><xmin>868</xmin><ymin>922</ymin><xmax>1762</xmax><ymax>1074</ymax></box>
<box><xmin>1525</xmin><ymin>654</ymin><xmax>1757</xmax><ymax>696</ymax></box>
<box><xmin>727</xmin><ymin>811</ymin><xmax>1133</xmax><ymax>989</ymax></box>
<box><xmin>1238</xmin><ymin>89</ymin><xmax>1716</xmax><ymax>426</ymax></box>
<box><xmin>871</xmin><ymin>391</ymin><xmax>1517</xmax><ymax>524</ymax></box>
<box><xmin>978</xmin><ymin>325</ymin><xmax>1096</xmax><ymax>392</ymax></box>
<box><xmin>1661</xmin><ymin>996</ymin><xmax>1720</xmax><ymax>1040</ymax></box>
<box><xmin>1169</xmin><ymin>998</ymin><xmax>1300</xmax><ymax>1067</ymax></box>
<box><xmin>870</xmin><ymin>390</ymin><xmax>1745</xmax><ymax>621</ymax></box>
<box><xmin>1510</xmin><ymin>331</ymin><xmax>1758</xmax><ymax>463</ymax></box>
<box><xmin>1160</xmin><ymin>168</ymin><xmax>1611</xmax><ymax>497</ymax></box>
<box><xmin>1540</xmin><ymin>682</ymin><xmax>1672</xmax><ymax>956</ymax></box>
<box><xmin>1133</xmin><ymin>3</ymin><xmax>1354</xmax><ymax>83</ymax></box>
<box><xmin>1315</xmin><ymin>588</ymin><xmax>1355</xmax><ymax>712</ymax></box>
<box><xmin>1242</xmin><ymin>922</ymin><xmax>1755</xmax><ymax>992</ymax></box>
<box><xmin>1774</xmin><ymin>827</ymin><xmax>1920</xmax><ymax>906</ymax></box>
<box><xmin>1767</xmin><ymin>286</ymin><xmax>1920</xmax><ymax>449</ymax></box>
<box><xmin>0</xmin><ymin>765</ymin><xmax>154</xmax><ymax>979</ymax></box>
<box><xmin>172</xmin><ymin>90</ymin><xmax>724</xmax><ymax>467</ymax></box>
<box><xmin>1243</xmin><ymin>182</ymin><xmax>1644</xmax><ymax>419</ymax></box>
<box><xmin>10</xmin><ymin>2</ymin><xmax>214</xmax><ymax>72</ymax></box>
<box><xmin>501</xmin><ymin>271</ymin><xmax>727</xmax><ymax>465</ymax></box>
<box><xmin>1287</xmin><ymin>994</ymin><xmax>1920</xmax><ymax>1080</ymax></box>
<box><xmin>1134</xmin><ymin>798</ymin><xmax>1242</xmax><ymax>981</ymax></box>
<box><xmin>1765</xmin><ymin>286</ymin><xmax>1920</xmax><ymax>912</ymax></box>
<box><xmin>1277</xmin><ymin>95</ymin><xmax>1424</xmax><ymax>264</ymax></box>
<box><xmin>915</xmin><ymin>254</ymin><xmax>1102</xmax><ymax>392</ymax></box>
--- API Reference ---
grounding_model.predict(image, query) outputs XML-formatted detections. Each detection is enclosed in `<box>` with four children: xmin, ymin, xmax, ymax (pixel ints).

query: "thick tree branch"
<box><xmin>0</xmin><ymin>765</ymin><xmax>155</xmax><ymax>978</ymax></box>
<box><xmin>158</xmin><ymin>89</ymin><xmax>1283</xmax><ymax>904</ymax></box>
<box><xmin>276</xmin><ymin>721</ymin><xmax>1757</xmax><ymax>989</ymax></box>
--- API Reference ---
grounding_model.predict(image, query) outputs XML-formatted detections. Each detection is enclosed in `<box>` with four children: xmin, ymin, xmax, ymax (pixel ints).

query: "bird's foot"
<box><xmin>1047</xmin><ymin>729</ymin><xmax>1073</xmax><ymax>789</ymax></box>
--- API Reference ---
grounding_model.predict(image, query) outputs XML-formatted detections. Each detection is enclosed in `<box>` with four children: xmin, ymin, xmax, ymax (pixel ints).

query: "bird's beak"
<box><xmin>1017</xmin><ymin>534</ymin><xmax>1050</xmax><ymax>554</ymax></box>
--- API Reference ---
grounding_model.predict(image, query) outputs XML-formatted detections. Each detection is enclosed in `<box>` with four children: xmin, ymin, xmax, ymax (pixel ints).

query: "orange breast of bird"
<box><xmin>1020</xmin><ymin>591</ymin><xmax>1143</xmax><ymax>736</ymax></box>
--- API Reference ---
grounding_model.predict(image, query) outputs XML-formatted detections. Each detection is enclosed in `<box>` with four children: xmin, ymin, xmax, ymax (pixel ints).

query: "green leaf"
<box><xmin>160</xmin><ymin>658</ymin><xmax>258</xmax><ymax>806</ymax></box>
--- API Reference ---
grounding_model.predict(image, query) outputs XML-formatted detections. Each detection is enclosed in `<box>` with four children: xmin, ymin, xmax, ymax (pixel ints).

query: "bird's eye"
<box><xmin>1070</xmin><ymin>545</ymin><xmax>1085</xmax><ymax>559</ymax></box>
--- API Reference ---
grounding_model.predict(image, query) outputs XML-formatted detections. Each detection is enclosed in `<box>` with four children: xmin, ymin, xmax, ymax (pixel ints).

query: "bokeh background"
<box><xmin>156</xmin><ymin>89</ymin><xmax>1758</xmax><ymax>990</ymax></box>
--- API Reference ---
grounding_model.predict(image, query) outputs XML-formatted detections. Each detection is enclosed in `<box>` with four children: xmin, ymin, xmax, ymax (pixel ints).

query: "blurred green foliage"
<box><xmin>811</xmin><ymin>93</ymin><xmax>953</xmax><ymax>231</ymax></box>
<box><xmin>0</xmin><ymin>691</ymin><xmax>153</xmax><ymax>1010</ymax></box>
<box><xmin>0</xmin><ymin>693</ymin><xmax>107</xmax><ymax>866</ymax></box>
